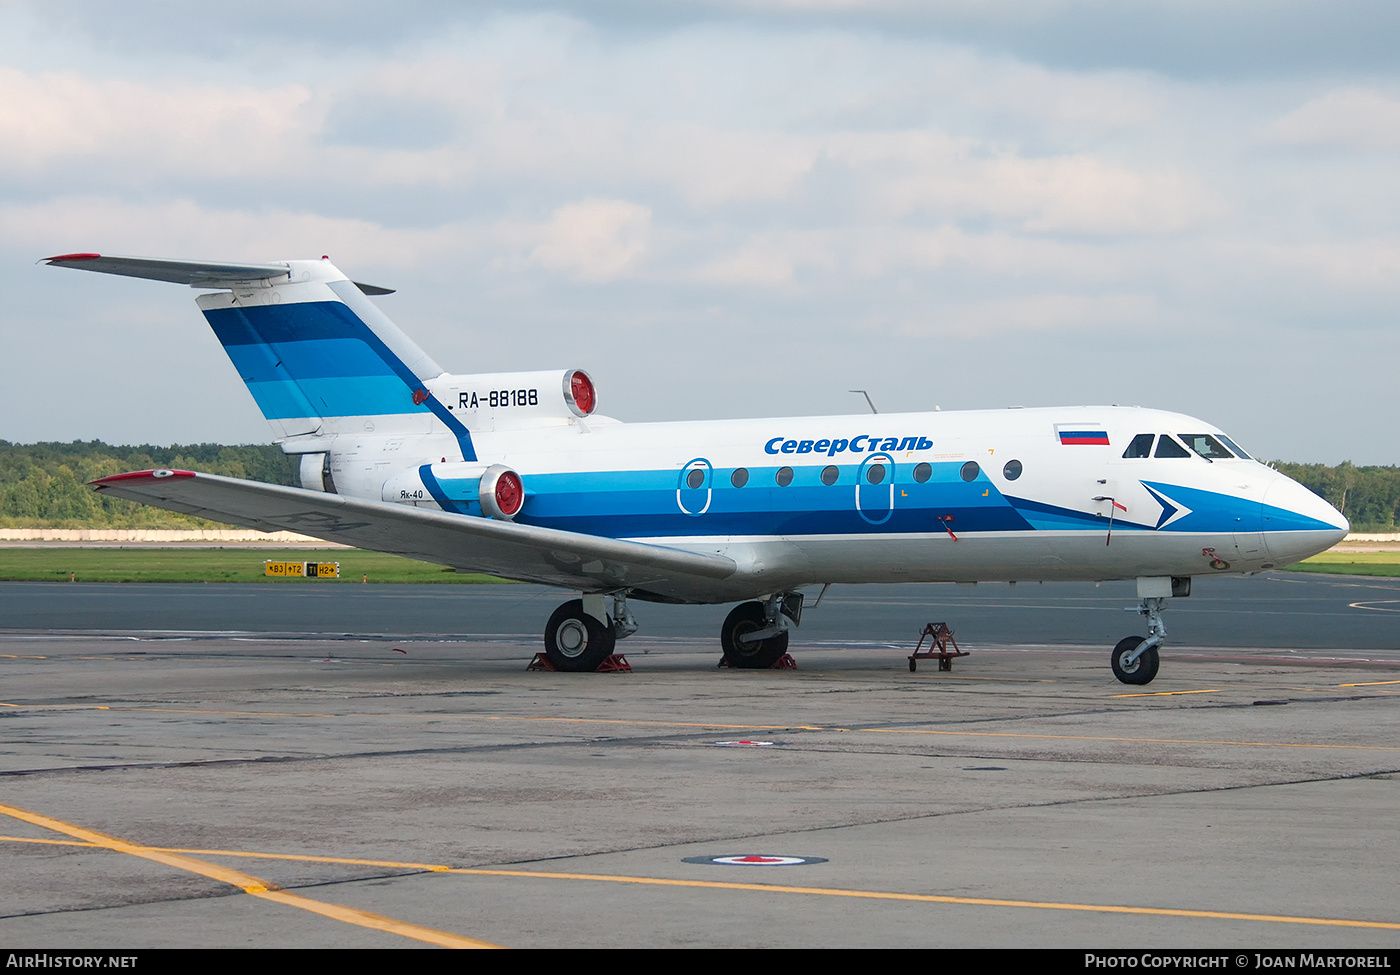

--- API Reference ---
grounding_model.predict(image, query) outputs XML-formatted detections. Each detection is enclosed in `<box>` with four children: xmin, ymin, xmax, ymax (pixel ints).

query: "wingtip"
<box><xmin>89</xmin><ymin>469</ymin><xmax>196</xmax><ymax>487</ymax></box>
<box><xmin>42</xmin><ymin>252</ymin><xmax>102</xmax><ymax>265</ymax></box>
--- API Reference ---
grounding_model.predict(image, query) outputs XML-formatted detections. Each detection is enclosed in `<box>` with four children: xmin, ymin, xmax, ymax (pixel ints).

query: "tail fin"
<box><xmin>43</xmin><ymin>253</ymin><xmax>476</xmax><ymax>459</ymax></box>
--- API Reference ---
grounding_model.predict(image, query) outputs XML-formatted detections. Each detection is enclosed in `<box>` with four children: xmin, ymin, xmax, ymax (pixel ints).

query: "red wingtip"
<box><xmin>89</xmin><ymin>469</ymin><xmax>196</xmax><ymax>487</ymax></box>
<box><xmin>43</xmin><ymin>252</ymin><xmax>102</xmax><ymax>263</ymax></box>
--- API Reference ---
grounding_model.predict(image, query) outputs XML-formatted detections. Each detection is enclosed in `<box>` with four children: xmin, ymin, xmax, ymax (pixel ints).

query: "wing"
<box><xmin>42</xmin><ymin>253</ymin><xmax>394</xmax><ymax>295</ymax></box>
<box><xmin>91</xmin><ymin>470</ymin><xmax>737</xmax><ymax>601</ymax></box>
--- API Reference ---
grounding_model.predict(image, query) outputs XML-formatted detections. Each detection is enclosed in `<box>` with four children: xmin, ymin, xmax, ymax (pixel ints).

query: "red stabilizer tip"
<box><xmin>43</xmin><ymin>253</ymin><xmax>102</xmax><ymax>262</ymax></box>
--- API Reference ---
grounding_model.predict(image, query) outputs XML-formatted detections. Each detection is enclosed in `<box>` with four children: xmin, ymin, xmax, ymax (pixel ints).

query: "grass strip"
<box><xmin>0</xmin><ymin>548</ymin><xmax>510</xmax><ymax>584</ymax></box>
<box><xmin>1</xmin><ymin>545</ymin><xmax>1395</xmax><ymax>584</ymax></box>
<box><xmin>1282</xmin><ymin>551</ymin><xmax>1400</xmax><ymax>578</ymax></box>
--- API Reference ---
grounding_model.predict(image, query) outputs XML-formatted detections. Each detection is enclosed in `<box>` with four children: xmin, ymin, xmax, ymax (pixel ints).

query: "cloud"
<box><xmin>881</xmin><ymin>292</ymin><xmax>1160</xmax><ymax>338</ymax></box>
<box><xmin>3</xmin><ymin>4</ymin><xmax>1400</xmax><ymax>462</ymax></box>
<box><xmin>525</xmin><ymin>198</ymin><xmax>653</xmax><ymax>281</ymax></box>
<box><xmin>824</xmin><ymin>131</ymin><xmax>1212</xmax><ymax>235</ymax></box>
<box><xmin>1264</xmin><ymin>87</ymin><xmax>1400</xmax><ymax>150</ymax></box>
<box><xmin>0</xmin><ymin>197</ymin><xmax>470</xmax><ymax>270</ymax></box>
<box><xmin>0</xmin><ymin>68</ymin><xmax>312</xmax><ymax>180</ymax></box>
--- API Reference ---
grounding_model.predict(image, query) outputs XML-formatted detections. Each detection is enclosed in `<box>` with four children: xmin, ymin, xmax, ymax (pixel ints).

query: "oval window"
<box><xmin>866</xmin><ymin>464</ymin><xmax>886</xmax><ymax>485</ymax></box>
<box><xmin>821</xmin><ymin>465</ymin><xmax>839</xmax><ymax>485</ymax></box>
<box><xmin>960</xmin><ymin>461</ymin><xmax>980</xmax><ymax>482</ymax></box>
<box><xmin>730</xmin><ymin>467</ymin><xmax>749</xmax><ymax>488</ymax></box>
<box><xmin>775</xmin><ymin>466</ymin><xmax>794</xmax><ymax>487</ymax></box>
<box><xmin>1002</xmin><ymin>459</ymin><xmax>1022</xmax><ymax>481</ymax></box>
<box><xmin>686</xmin><ymin>468</ymin><xmax>705</xmax><ymax>489</ymax></box>
<box><xmin>913</xmin><ymin>462</ymin><xmax>932</xmax><ymax>483</ymax></box>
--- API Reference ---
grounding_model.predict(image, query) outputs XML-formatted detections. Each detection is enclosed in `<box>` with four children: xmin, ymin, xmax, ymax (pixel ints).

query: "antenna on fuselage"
<box><xmin>849</xmin><ymin>390</ymin><xmax>878</xmax><ymax>414</ymax></box>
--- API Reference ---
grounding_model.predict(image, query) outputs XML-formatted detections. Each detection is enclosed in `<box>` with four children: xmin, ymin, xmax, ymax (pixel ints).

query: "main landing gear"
<box><xmin>720</xmin><ymin>593</ymin><xmax>802</xmax><ymax>669</ymax></box>
<box><xmin>542</xmin><ymin>593</ymin><xmax>638</xmax><ymax>672</ymax></box>
<box><xmin>538</xmin><ymin>591</ymin><xmax>804</xmax><ymax>672</ymax></box>
<box><xmin>1110</xmin><ymin>578</ymin><xmax>1188</xmax><ymax>685</ymax></box>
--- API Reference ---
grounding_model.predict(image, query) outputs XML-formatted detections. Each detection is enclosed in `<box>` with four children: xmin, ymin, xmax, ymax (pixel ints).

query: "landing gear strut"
<box><xmin>1111</xmin><ymin>596</ymin><xmax>1167</xmax><ymax>685</ymax></box>
<box><xmin>720</xmin><ymin>593</ymin><xmax>801</xmax><ymax>669</ymax></box>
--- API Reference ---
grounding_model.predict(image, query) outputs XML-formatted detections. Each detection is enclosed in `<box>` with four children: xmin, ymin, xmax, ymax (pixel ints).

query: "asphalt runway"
<box><xmin>1</xmin><ymin>573</ymin><xmax>1397</xmax><ymax>948</ymax></box>
<box><xmin>0</xmin><ymin>571</ymin><xmax>1397</xmax><ymax>651</ymax></box>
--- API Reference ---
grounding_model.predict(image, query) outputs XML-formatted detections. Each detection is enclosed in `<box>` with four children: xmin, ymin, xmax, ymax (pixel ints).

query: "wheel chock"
<box><xmin>527</xmin><ymin>653</ymin><xmax>631</xmax><ymax>673</ymax></box>
<box><xmin>908</xmin><ymin>622</ymin><xmax>970</xmax><ymax>673</ymax></box>
<box><xmin>718</xmin><ymin>653</ymin><xmax>797</xmax><ymax>669</ymax></box>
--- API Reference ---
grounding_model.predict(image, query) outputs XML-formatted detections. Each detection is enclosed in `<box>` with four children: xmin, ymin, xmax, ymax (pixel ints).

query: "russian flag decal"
<box><xmin>1056</xmin><ymin>424</ymin><xmax>1110</xmax><ymax>445</ymax></box>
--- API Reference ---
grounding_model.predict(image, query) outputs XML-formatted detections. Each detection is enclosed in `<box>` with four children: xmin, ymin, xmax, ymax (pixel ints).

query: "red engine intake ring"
<box><xmin>564</xmin><ymin>369</ymin><xmax>596</xmax><ymax>417</ymax></box>
<box><xmin>479</xmin><ymin>465</ymin><xmax>524</xmax><ymax>520</ymax></box>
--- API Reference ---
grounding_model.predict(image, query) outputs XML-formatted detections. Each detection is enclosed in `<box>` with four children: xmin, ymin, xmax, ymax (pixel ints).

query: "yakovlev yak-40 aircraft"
<box><xmin>44</xmin><ymin>253</ymin><xmax>1349</xmax><ymax>684</ymax></box>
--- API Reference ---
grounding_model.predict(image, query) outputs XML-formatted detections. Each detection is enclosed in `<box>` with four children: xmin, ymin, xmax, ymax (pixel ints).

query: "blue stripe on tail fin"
<box><xmin>199</xmin><ymin>274</ymin><xmax>476</xmax><ymax>460</ymax></box>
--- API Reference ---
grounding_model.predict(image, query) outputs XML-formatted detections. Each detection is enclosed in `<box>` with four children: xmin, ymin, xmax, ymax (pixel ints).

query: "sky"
<box><xmin>2</xmin><ymin>0</ymin><xmax>1398</xmax><ymax>464</ymax></box>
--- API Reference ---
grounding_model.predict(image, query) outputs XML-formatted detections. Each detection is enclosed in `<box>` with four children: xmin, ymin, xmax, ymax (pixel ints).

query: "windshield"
<box><xmin>1180</xmin><ymin>433</ymin><xmax>1235</xmax><ymax>460</ymax></box>
<box><xmin>1216</xmin><ymin>434</ymin><xmax>1252</xmax><ymax>460</ymax></box>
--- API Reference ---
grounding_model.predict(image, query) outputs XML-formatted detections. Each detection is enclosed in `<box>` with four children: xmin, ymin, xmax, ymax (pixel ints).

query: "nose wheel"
<box><xmin>1111</xmin><ymin>636</ymin><xmax>1159</xmax><ymax>684</ymax></box>
<box><xmin>1110</xmin><ymin>596</ymin><xmax>1167</xmax><ymax>685</ymax></box>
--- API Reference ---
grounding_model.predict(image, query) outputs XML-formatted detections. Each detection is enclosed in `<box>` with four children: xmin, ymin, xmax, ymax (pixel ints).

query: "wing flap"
<box><xmin>90</xmin><ymin>470</ymin><xmax>737</xmax><ymax>596</ymax></box>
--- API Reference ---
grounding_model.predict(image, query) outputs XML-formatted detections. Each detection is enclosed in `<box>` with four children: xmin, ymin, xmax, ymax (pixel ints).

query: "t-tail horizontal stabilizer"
<box><xmin>41</xmin><ymin>253</ymin><xmax>394</xmax><ymax>294</ymax></box>
<box><xmin>43</xmin><ymin>253</ymin><xmax>467</xmax><ymax>452</ymax></box>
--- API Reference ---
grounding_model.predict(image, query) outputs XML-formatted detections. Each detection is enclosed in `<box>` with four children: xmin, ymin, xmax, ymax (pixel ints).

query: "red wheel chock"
<box><xmin>527</xmin><ymin>653</ymin><xmax>631</xmax><ymax>672</ymax></box>
<box><xmin>718</xmin><ymin>652</ymin><xmax>797</xmax><ymax>670</ymax></box>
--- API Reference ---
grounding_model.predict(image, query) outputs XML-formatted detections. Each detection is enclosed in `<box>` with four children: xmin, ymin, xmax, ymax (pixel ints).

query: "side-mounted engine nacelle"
<box><xmin>382</xmin><ymin>462</ymin><xmax>524</xmax><ymax>520</ymax></box>
<box><xmin>425</xmin><ymin>368</ymin><xmax>596</xmax><ymax>431</ymax></box>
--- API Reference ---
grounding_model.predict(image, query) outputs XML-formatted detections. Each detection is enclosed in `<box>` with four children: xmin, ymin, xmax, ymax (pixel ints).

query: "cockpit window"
<box><xmin>1122</xmin><ymin>433</ymin><xmax>1154</xmax><ymax>459</ymax></box>
<box><xmin>1217</xmin><ymin>435</ymin><xmax>1251</xmax><ymax>460</ymax></box>
<box><xmin>1181</xmin><ymin>434</ymin><xmax>1234</xmax><ymax>459</ymax></box>
<box><xmin>1154</xmin><ymin>435</ymin><xmax>1191</xmax><ymax>458</ymax></box>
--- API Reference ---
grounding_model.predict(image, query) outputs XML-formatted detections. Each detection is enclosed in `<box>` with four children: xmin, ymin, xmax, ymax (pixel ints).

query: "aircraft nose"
<box><xmin>1261</xmin><ymin>475</ymin><xmax>1349</xmax><ymax>566</ymax></box>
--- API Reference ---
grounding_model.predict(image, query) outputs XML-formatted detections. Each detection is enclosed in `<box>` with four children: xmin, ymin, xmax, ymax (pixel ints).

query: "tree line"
<box><xmin>1271</xmin><ymin>462</ymin><xmax>1400</xmax><ymax>533</ymax></box>
<box><xmin>0</xmin><ymin>441</ymin><xmax>296</xmax><ymax>528</ymax></box>
<box><xmin>0</xmin><ymin>441</ymin><xmax>1396</xmax><ymax>532</ymax></box>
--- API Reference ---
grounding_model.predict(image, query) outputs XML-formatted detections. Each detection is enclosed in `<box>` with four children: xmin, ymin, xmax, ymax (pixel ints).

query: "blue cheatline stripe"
<box><xmin>520</xmin><ymin>505</ymin><xmax>1034</xmax><ymax>539</ymax></box>
<box><xmin>1004</xmin><ymin>495</ymin><xmax>1156</xmax><ymax>532</ymax></box>
<box><xmin>203</xmin><ymin>300</ymin><xmax>476</xmax><ymax>462</ymax></box>
<box><xmin>418</xmin><ymin>465</ymin><xmax>473</xmax><ymax>516</ymax></box>
<box><xmin>1141</xmin><ymin>480</ymin><xmax>1334</xmax><ymax>533</ymax></box>
<box><xmin>501</xmin><ymin>464</ymin><xmax>1037</xmax><ymax>538</ymax></box>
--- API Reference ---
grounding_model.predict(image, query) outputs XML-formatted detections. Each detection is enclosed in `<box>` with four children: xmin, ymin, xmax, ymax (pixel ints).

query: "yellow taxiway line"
<box><xmin>2</xmin><ymin>831</ymin><xmax>1396</xmax><ymax>932</ymax></box>
<box><xmin>0</xmin><ymin>803</ymin><xmax>501</xmax><ymax>949</ymax></box>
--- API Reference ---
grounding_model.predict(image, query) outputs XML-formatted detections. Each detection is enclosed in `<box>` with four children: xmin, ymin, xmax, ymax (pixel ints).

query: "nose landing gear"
<box><xmin>1111</xmin><ymin>594</ymin><xmax>1169</xmax><ymax>685</ymax></box>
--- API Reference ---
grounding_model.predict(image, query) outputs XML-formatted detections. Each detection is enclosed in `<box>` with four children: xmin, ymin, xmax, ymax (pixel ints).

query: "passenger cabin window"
<box><xmin>1154</xmin><ymin>435</ymin><xmax>1191</xmax><ymax>458</ymax></box>
<box><xmin>1181</xmin><ymin>434</ymin><xmax>1234</xmax><ymax>460</ymax></box>
<box><xmin>1122</xmin><ymin>433</ymin><xmax>1154</xmax><ymax>458</ymax></box>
